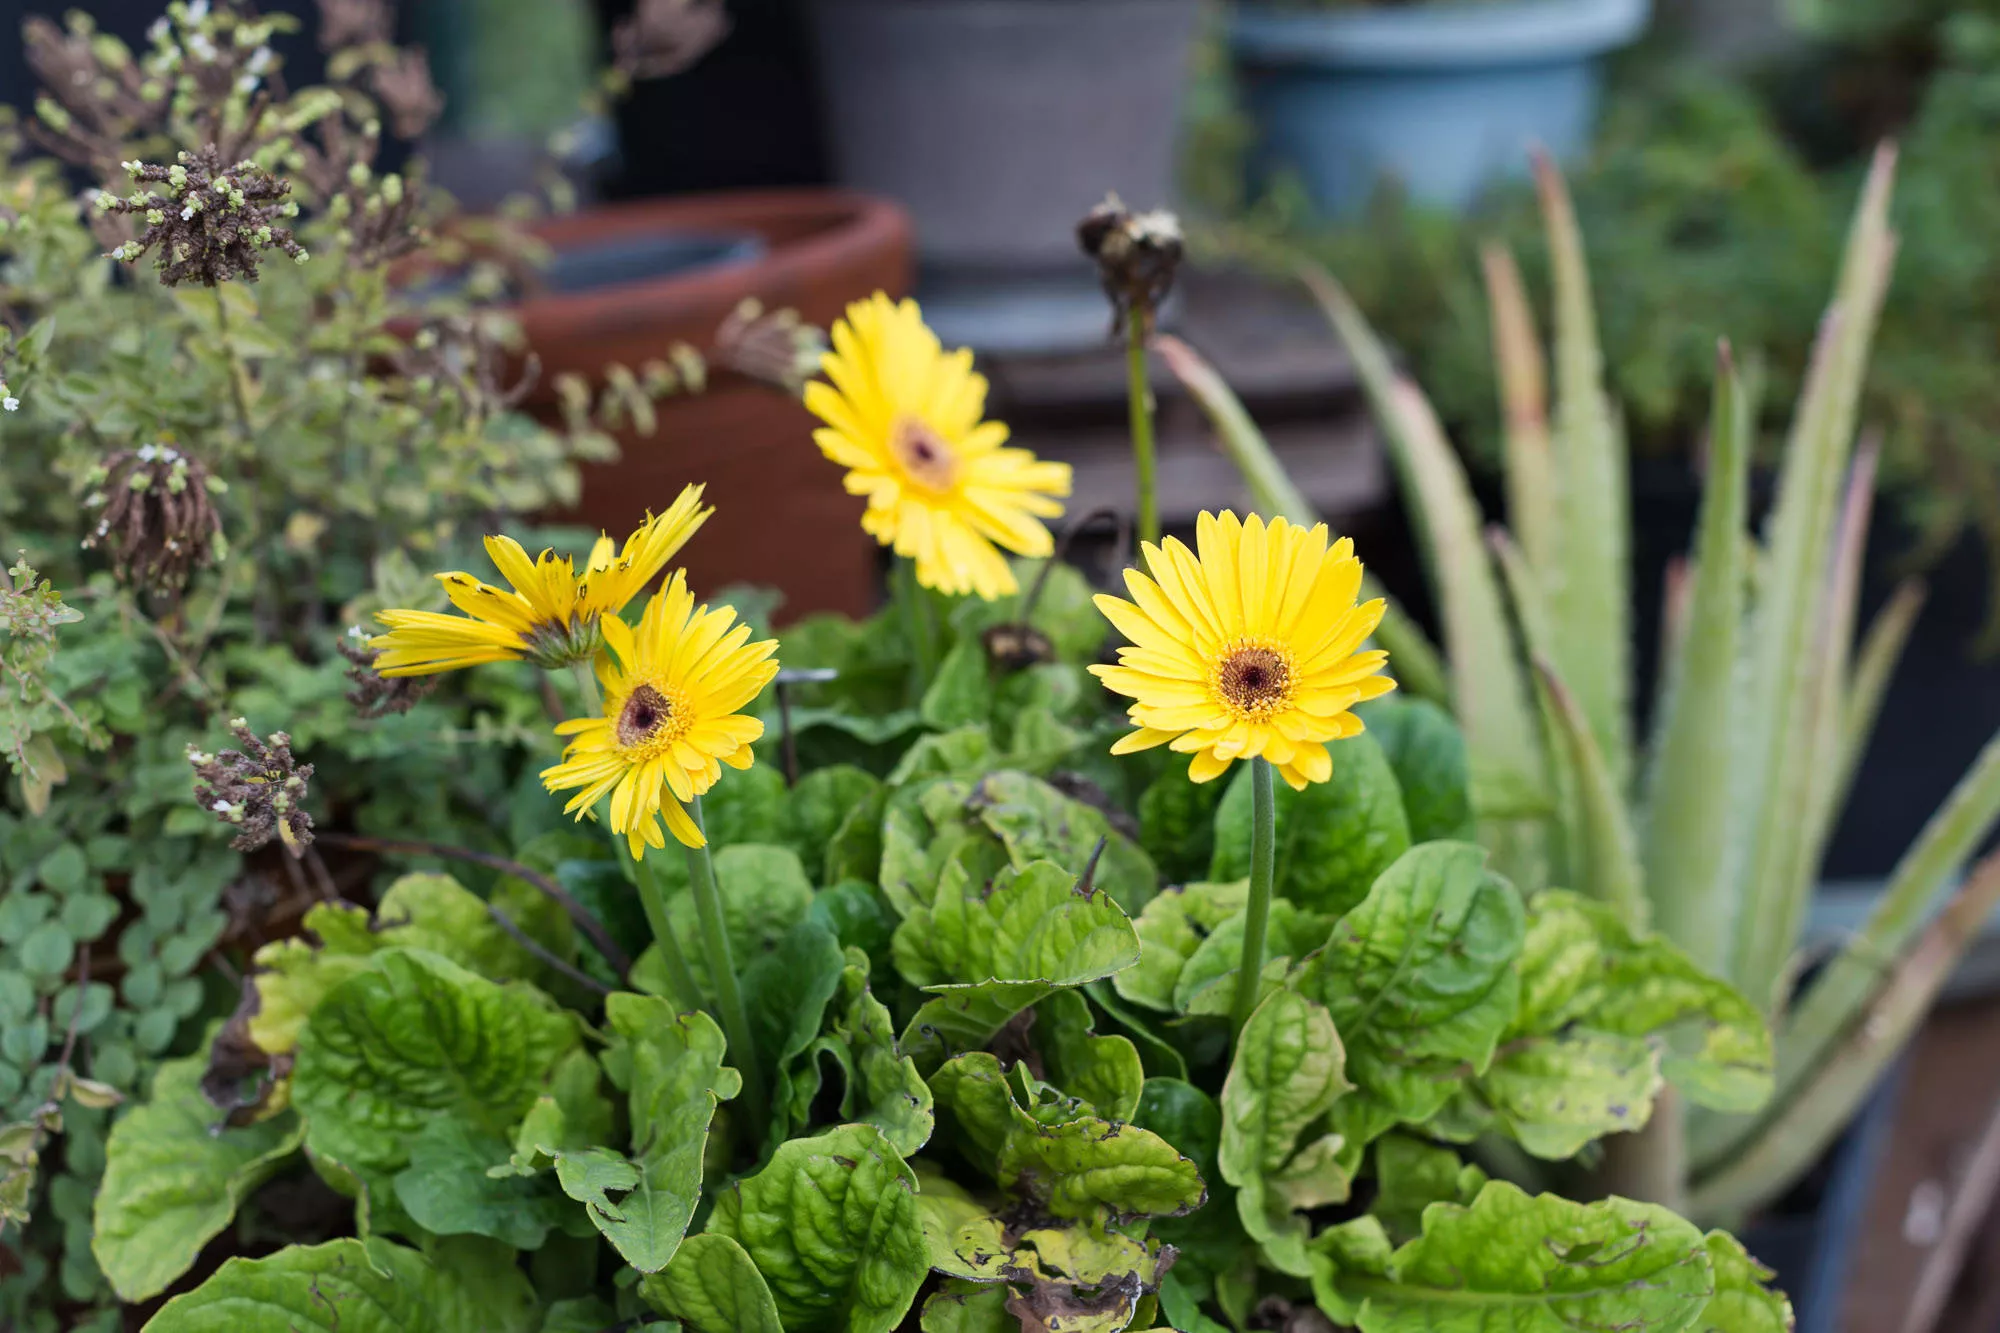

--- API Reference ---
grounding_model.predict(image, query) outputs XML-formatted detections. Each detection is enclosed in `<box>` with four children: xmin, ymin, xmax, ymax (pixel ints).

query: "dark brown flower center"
<box><xmin>1217</xmin><ymin>646</ymin><xmax>1292</xmax><ymax>713</ymax></box>
<box><xmin>891</xmin><ymin>417</ymin><xmax>960</xmax><ymax>491</ymax></box>
<box><xmin>617</xmin><ymin>683</ymin><xmax>673</xmax><ymax>746</ymax></box>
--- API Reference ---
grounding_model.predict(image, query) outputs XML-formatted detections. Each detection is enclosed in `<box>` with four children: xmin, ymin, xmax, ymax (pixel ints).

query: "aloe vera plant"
<box><xmin>1171</xmin><ymin>144</ymin><xmax>2000</xmax><ymax>1222</ymax></box>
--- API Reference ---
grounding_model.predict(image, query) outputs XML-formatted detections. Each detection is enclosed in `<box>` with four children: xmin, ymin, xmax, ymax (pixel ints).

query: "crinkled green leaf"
<box><xmin>570</xmin><ymin>995</ymin><xmax>740</xmax><ymax>1272</ymax></box>
<box><xmin>890</xmin><ymin>726</ymin><xmax>998</xmax><ymax>786</ymax></box>
<box><xmin>391</xmin><ymin>1118</ymin><xmax>573</xmax><ymax>1249</ymax></box>
<box><xmin>708</xmin><ymin>1122</ymin><xmax>928</xmax><ymax>1333</ymax></box>
<box><xmin>1113</xmin><ymin>881</ymin><xmax>1247</xmax><ymax>1012</ymax></box>
<box><xmin>896</xmin><ymin>859</ymin><xmax>1140</xmax><ymax>1068</ymax></box>
<box><xmin>1315</xmin><ymin>1181</ymin><xmax>1713</xmax><ymax>1333</ymax></box>
<box><xmin>1039</xmin><ymin>989</ymin><xmax>1144</xmax><ymax>1122</ymax></box>
<box><xmin>1359</xmin><ymin>698</ymin><xmax>1476</xmax><ymax>843</ymax></box>
<box><xmin>787</xmin><ymin>764</ymin><xmax>886</xmax><ymax>882</ymax></box>
<box><xmin>809</xmin><ymin>879</ymin><xmax>900</xmax><ymax>972</ymax></box>
<box><xmin>645</xmin><ymin>1232</ymin><xmax>785</xmax><ymax>1333</ymax></box>
<box><xmin>142</xmin><ymin>1237</ymin><xmax>538</xmax><ymax>1333</ymax></box>
<box><xmin>1477</xmin><ymin>1029</ymin><xmax>1660</xmax><ymax>1158</ymax></box>
<box><xmin>1174</xmin><ymin>900</ymin><xmax>1333</xmax><ymax>1019</ymax></box>
<box><xmin>93</xmin><ymin>1052</ymin><xmax>306</xmax><ymax>1302</ymax></box>
<box><xmin>1219</xmin><ymin>989</ymin><xmax>1352</xmax><ymax>1275</ymax></box>
<box><xmin>923</xmin><ymin>638</ymin><xmax>993</xmax><ymax>731</ymax></box>
<box><xmin>920</xmin><ymin>1282</ymin><xmax>1012</xmax><ymax>1333</ymax></box>
<box><xmin>931</xmin><ymin>1054</ymin><xmax>1205</xmax><ymax>1222</ymax></box>
<box><xmin>1699</xmin><ymin>1231</ymin><xmax>1794</xmax><ymax>1333</ymax></box>
<box><xmin>243</xmin><ymin>872</ymin><xmax>555</xmax><ymax>1060</ymax></box>
<box><xmin>745</xmin><ymin>916</ymin><xmax>848</xmax><ymax>1133</ymax></box>
<box><xmin>292</xmin><ymin>948</ymin><xmax>579</xmax><ymax>1179</ymax></box>
<box><xmin>1295</xmin><ymin>843</ymin><xmax>1525</xmax><ymax>1145</ymax></box>
<box><xmin>966</xmin><ymin>770</ymin><xmax>1159</xmax><ymax>913</ymax></box>
<box><xmin>1211</xmin><ymin>739</ymin><xmax>1410</xmax><ymax>918</ymax></box>
<box><xmin>878</xmin><ymin>778</ymin><xmax>995</xmax><ymax>917</ymax></box>
<box><xmin>1369</xmin><ymin>1136</ymin><xmax>1485</xmax><ymax>1244</ymax></box>
<box><xmin>809</xmin><ymin>962</ymin><xmax>935</xmax><ymax>1155</ymax></box>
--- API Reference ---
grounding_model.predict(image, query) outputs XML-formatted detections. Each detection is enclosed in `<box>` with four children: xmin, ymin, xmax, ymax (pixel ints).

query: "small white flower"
<box><xmin>235</xmin><ymin>75</ymin><xmax>258</xmax><ymax>95</ymax></box>
<box><xmin>248</xmin><ymin>47</ymin><xmax>273</xmax><ymax>74</ymax></box>
<box><xmin>211</xmin><ymin>799</ymin><xmax>232</xmax><ymax>813</ymax></box>
<box><xmin>347</xmin><ymin>625</ymin><xmax>368</xmax><ymax>641</ymax></box>
<box><xmin>187</xmin><ymin>0</ymin><xmax>211</xmax><ymax>21</ymax></box>
<box><xmin>4</xmin><ymin>398</ymin><xmax>20</xmax><ymax>413</ymax></box>
<box><xmin>147</xmin><ymin>17</ymin><xmax>169</xmax><ymax>42</ymax></box>
<box><xmin>180</xmin><ymin>205</ymin><xmax>194</xmax><ymax>220</ymax></box>
<box><xmin>137</xmin><ymin>443</ymin><xmax>158</xmax><ymax>461</ymax></box>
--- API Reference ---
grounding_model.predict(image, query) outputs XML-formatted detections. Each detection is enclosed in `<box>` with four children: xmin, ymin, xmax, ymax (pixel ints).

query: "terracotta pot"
<box><xmin>517</xmin><ymin>189</ymin><xmax>913</xmax><ymax>620</ymax></box>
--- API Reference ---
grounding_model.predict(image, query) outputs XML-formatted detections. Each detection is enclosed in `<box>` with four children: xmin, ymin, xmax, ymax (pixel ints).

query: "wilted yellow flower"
<box><xmin>805</xmin><ymin>292</ymin><xmax>1071</xmax><ymax>600</ymax></box>
<box><xmin>370</xmin><ymin>484</ymin><xmax>710</xmax><ymax>675</ymax></box>
<box><xmin>1092</xmin><ymin>511</ymin><xmax>1396</xmax><ymax>790</ymax></box>
<box><xmin>541</xmin><ymin>571</ymin><xmax>778</xmax><ymax>856</ymax></box>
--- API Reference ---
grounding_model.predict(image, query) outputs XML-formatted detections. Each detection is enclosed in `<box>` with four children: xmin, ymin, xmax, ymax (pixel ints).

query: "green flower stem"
<box><xmin>1126</xmin><ymin>319</ymin><xmax>1160</xmax><ymax>548</ymax></box>
<box><xmin>632</xmin><ymin>851</ymin><xmax>701</xmax><ymax>1014</ymax></box>
<box><xmin>893</xmin><ymin>559</ymin><xmax>939</xmax><ymax>701</ymax></box>
<box><xmin>683</xmin><ymin>793</ymin><xmax>767</xmax><ymax>1128</ymax></box>
<box><xmin>571</xmin><ymin>660</ymin><xmax>603</xmax><ymax>716</ymax></box>
<box><xmin>1229</xmin><ymin>757</ymin><xmax>1278</xmax><ymax>1037</ymax></box>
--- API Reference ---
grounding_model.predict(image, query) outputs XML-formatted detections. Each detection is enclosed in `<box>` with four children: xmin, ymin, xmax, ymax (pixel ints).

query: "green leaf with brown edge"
<box><xmin>1209</xmin><ymin>738</ymin><xmax>1410</xmax><ymax>919</ymax></box>
<box><xmin>1294</xmin><ymin>843</ymin><xmax>1525</xmax><ymax>1146</ymax></box>
<box><xmin>1219</xmin><ymin>988</ymin><xmax>1352</xmax><ymax>1276</ymax></box>
<box><xmin>1315</xmin><ymin>1180</ymin><xmax>1714</xmax><ymax>1333</ymax></box>
<box><xmin>142</xmin><ymin>1236</ymin><xmax>538</xmax><ymax>1333</ymax></box>
<box><xmin>707</xmin><ymin>1122</ymin><xmax>929</xmax><ymax>1333</ymax></box>
<box><xmin>92</xmin><ymin>1051</ymin><xmax>306</xmax><ymax>1302</ymax></box>
<box><xmin>291</xmin><ymin>948</ymin><xmax>579</xmax><ymax>1181</ymax></box>
<box><xmin>644</xmin><ymin>1232</ymin><xmax>786</xmax><ymax>1333</ymax></box>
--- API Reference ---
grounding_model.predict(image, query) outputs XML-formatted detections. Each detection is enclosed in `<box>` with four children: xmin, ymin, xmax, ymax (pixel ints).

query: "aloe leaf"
<box><xmin>1835</xmin><ymin>578</ymin><xmax>1926</xmax><ymax>840</ymax></box>
<box><xmin>1729</xmin><ymin>145</ymin><xmax>1900</xmax><ymax>1006</ymax></box>
<box><xmin>1302</xmin><ymin>266</ymin><xmax>1547</xmax><ymax>823</ymax></box>
<box><xmin>1693</xmin><ymin>845</ymin><xmax>2000</xmax><ymax>1220</ymax></box>
<box><xmin>1482</xmin><ymin>242</ymin><xmax>1558</xmax><ymax>580</ymax></box>
<box><xmin>1153</xmin><ymin>331</ymin><xmax>1450</xmax><ymax>707</ymax></box>
<box><xmin>1528</xmin><ymin>659</ymin><xmax>1647</xmax><ymax>929</ymax></box>
<box><xmin>1641</xmin><ymin>345</ymin><xmax>1751</xmax><ymax>969</ymax></box>
<box><xmin>1702</xmin><ymin>723</ymin><xmax>2000</xmax><ymax>1171</ymax></box>
<box><xmin>1533</xmin><ymin>152</ymin><xmax>1632</xmax><ymax>791</ymax></box>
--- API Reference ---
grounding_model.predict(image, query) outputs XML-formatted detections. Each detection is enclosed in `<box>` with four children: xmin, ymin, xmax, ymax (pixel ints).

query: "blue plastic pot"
<box><xmin>1228</xmin><ymin>0</ymin><xmax>1651</xmax><ymax>216</ymax></box>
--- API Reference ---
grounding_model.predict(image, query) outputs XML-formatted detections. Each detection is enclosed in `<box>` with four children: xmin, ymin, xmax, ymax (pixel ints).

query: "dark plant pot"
<box><xmin>515</xmin><ymin>189</ymin><xmax>913</xmax><ymax>620</ymax></box>
<box><xmin>807</xmin><ymin>0</ymin><xmax>1202</xmax><ymax>353</ymax></box>
<box><xmin>1738</xmin><ymin>1057</ymin><xmax>1907</xmax><ymax>1333</ymax></box>
<box><xmin>1228</xmin><ymin>0</ymin><xmax>1651</xmax><ymax>217</ymax></box>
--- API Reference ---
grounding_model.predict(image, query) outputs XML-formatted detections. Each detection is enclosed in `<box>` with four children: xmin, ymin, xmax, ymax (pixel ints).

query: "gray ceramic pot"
<box><xmin>809</xmin><ymin>0</ymin><xmax>1202</xmax><ymax>352</ymax></box>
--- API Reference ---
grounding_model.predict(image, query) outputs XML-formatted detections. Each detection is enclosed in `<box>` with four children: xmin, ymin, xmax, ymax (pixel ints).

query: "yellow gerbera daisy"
<box><xmin>1091</xmin><ymin>511</ymin><xmax>1396</xmax><ymax>790</ymax></box>
<box><xmin>370</xmin><ymin>484</ymin><xmax>711</xmax><ymax>676</ymax></box>
<box><xmin>541</xmin><ymin>571</ymin><xmax>779</xmax><ymax>856</ymax></box>
<box><xmin>804</xmin><ymin>292</ymin><xmax>1073</xmax><ymax>600</ymax></box>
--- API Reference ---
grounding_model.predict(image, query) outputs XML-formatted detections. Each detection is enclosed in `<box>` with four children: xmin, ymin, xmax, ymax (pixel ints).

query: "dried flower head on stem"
<box><xmin>1077</xmin><ymin>193</ymin><xmax>1183</xmax><ymax>337</ymax></box>
<box><xmin>188</xmin><ymin>717</ymin><xmax>315</xmax><ymax>856</ymax></box>
<box><xmin>79</xmin><ymin>443</ymin><xmax>227</xmax><ymax>595</ymax></box>
<box><xmin>337</xmin><ymin>626</ymin><xmax>435</xmax><ymax>717</ymax></box>
<box><xmin>100</xmin><ymin>147</ymin><xmax>306</xmax><ymax>286</ymax></box>
<box><xmin>713</xmin><ymin>298</ymin><xmax>826</xmax><ymax>394</ymax></box>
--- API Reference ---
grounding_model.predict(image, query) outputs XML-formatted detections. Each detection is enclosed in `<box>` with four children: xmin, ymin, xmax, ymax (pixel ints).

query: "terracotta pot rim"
<box><xmin>518</xmin><ymin>188</ymin><xmax>908</xmax><ymax>322</ymax></box>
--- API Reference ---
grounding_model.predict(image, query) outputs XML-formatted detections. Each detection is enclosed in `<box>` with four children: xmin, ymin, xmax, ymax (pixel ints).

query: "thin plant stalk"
<box><xmin>1126</xmin><ymin>324</ymin><xmax>1160</xmax><ymax>548</ymax></box>
<box><xmin>683</xmin><ymin>793</ymin><xmax>767</xmax><ymax>1125</ymax></box>
<box><xmin>632</xmin><ymin>851</ymin><xmax>701</xmax><ymax>1015</ymax></box>
<box><xmin>1229</xmin><ymin>757</ymin><xmax>1278</xmax><ymax>1036</ymax></box>
<box><xmin>893</xmin><ymin>559</ymin><xmax>939</xmax><ymax>700</ymax></box>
